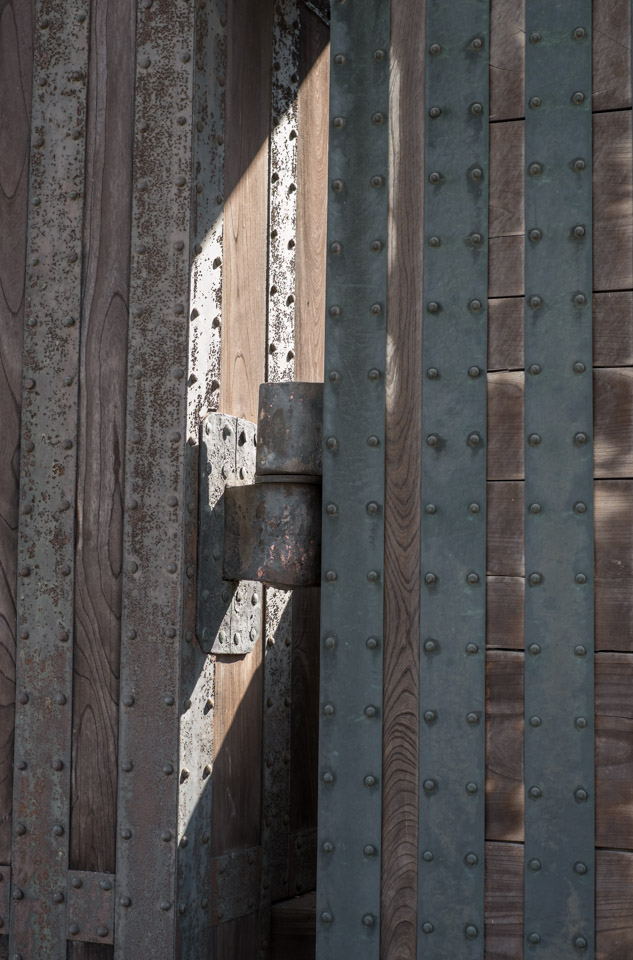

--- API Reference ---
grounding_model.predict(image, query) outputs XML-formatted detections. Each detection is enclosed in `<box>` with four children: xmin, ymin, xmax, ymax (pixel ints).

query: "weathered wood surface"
<box><xmin>271</xmin><ymin>892</ymin><xmax>316</xmax><ymax>960</ymax></box>
<box><xmin>295</xmin><ymin>5</ymin><xmax>329</xmax><ymax>384</ymax></box>
<box><xmin>381</xmin><ymin>1</ymin><xmax>425</xmax><ymax>957</ymax></box>
<box><xmin>69</xmin><ymin>0</ymin><xmax>136</xmax><ymax>886</ymax></box>
<box><xmin>0</xmin><ymin>0</ymin><xmax>33</xmax><ymax>863</ymax></box>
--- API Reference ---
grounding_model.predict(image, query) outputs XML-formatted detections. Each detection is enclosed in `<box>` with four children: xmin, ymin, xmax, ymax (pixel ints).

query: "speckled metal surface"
<box><xmin>257</xmin><ymin>381</ymin><xmax>323</xmax><ymax>476</ymax></box>
<box><xmin>66</xmin><ymin>871</ymin><xmax>115</xmax><ymax>945</ymax></box>
<box><xmin>9</xmin><ymin>2</ymin><xmax>89</xmax><ymax>956</ymax></box>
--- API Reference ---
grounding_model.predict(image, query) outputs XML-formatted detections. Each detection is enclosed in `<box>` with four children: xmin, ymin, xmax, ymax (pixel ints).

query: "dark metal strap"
<box><xmin>316</xmin><ymin>2</ymin><xmax>390</xmax><ymax>957</ymax></box>
<box><xmin>10</xmin><ymin>3</ymin><xmax>89</xmax><ymax>956</ymax></box>
<box><xmin>418</xmin><ymin>2</ymin><xmax>489</xmax><ymax>955</ymax></box>
<box><xmin>524</xmin><ymin>6</ymin><xmax>594</xmax><ymax>957</ymax></box>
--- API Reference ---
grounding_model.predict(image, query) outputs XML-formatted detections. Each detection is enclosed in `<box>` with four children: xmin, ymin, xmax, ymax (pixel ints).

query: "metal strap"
<box><xmin>418</xmin><ymin>3</ymin><xmax>489</xmax><ymax>955</ymax></box>
<box><xmin>114</xmin><ymin>1</ymin><xmax>195</xmax><ymax>955</ymax></box>
<box><xmin>524</xmin><ymin>7</ymin><xmax>594</xmax><ymax>956</ymax></box>
<box><xmin>10</xmin><ymin>3</ymin><xmax>89</xmax><ymax>956</ymax></box>
<box><xmin>316</xmin><ymin>3</ymin><xmax>389</xmax><ymax>956</ymax></box>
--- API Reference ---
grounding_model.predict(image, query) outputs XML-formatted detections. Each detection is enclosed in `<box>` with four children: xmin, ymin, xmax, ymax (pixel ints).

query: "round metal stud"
<box><xmin>465</xmin><ymin>925</ymin><xmax>478</xmax><ymax>939</ymax></box>
<box><xmin>429</xmin><ymin>42</ymin><xmax>441</xmax><ymax>55</ymax></box>
<box><xmin>424</xmin><ymin>639</ymin><xmax>437</xmax><ymax>653</ymax></box>
<box><xmin>576</xmin><ymin>717</ymin><xmax>588</xmax><ymax>730</ymax></box>
<box><xmin>364</xmin><ymin>775</ymin><xmax>376</xmax><ymax>788</ymax></box>
<box><xmin>573</xmin><ymin>158</ymin><xmax>586</xmax><ymax>172</ymax></box>
<box><xmin>429</xmin><ymin>106</ymin><xmax>441</xmax><ymax>119</ymax></box>
<box><xmin>320</xmin><ymin>912</ymin><xmax>332</xmax><ymax>924</ymax></box>
<box><xmin>574</xmin><ymin>293</ymin><xmax>587</xmax><ymax>307</ymax></box>
<box><xmin>470</xmin><ymin>167</ymin><xmax>483</xmax><ymax>180</ymax></box>
<box><xmin>528</xmin><ymin>786</ymin><xmax>542</xmax><ymax>799</ymax></box>
<box><xmin>469</xmin><ymin>298</ymin><xmax>482</xmax><ymax>311</ymax></box>
<box><xmin>529</xmin><ymin>364</ymin><xmax>541</xmax><ymax>376</ymax></box>
<box><xmin>424</xmin><ymin>710</ymin><xmax>437</xmax><ymax>723</ymax></box>
<box><xmin>423</xmin><ymin>779</ymin><xmax>437</xmax><ymax>793</ymax></box>
<box><xmin>466</xmin><ymin>782</ymin><xmax>478</xmax><ymax>795</ymax></box>
<box><xmin>427</xmin><ymin>367</ymin><xmax>439</xmax><ymax>379</ymax></box>
<box><xmin>362</xmin><ymin>914</ymin><xmax>374</xmax><ymax>927</ymax></box>
<box><xmin>529</xmin><ymin>31</ymin><xmax>541</xmax><ymax>43</ymax></box>
<box><xmin>466</xmin><ymin>643</ymin><xmax>479</xmax><ymax>655</ymax></box>
<box><xmin>465</xmin><ymin>853</ymin><xmax>478</xmax><ymax>867</ymax></box>
<box><xmin>424</xmin><ymin>573</ymin><xmax>437</xmax><ymax>585</ymax></box>
<box><xmin>426</xmin><ymin>433</ymin><xmax>439</xmax><ymax>447</ymax></box>
<box><xmin>467</xmin><ymin>572</ymin><xmax>479</xmax><ymax>585</ymax></box>
<box><xmin>528</xmin><ymin>162</ymin><xmax>543</xmax><ymax>176</ymax></box>
<box><xmin>467</xmin><ymin>432</ymin><xmax>481</xmax><ymax>447</ymax></box>
<box><xmin>427</xmin><ymin>301</ymin><xmax>439</xmax><ymax>313</ymax></box>
<box><xmin>364</xmin><ymin>845</ymin><xmax>376</xmax><ymax>857</ymax></box>
<box><xmin>470</xmin><ymin>102</ymin><xmax>483</xmax><ymax>115</ymax></box>
<box><xmin>574</xmin><ymin>501</ymin><xmax>587</xmax><ymax>514</ymax></box>
<box><xmin>425</xmin><ymin>504</ymin><xmax>437</xmax><ymax>514</ymax></box>
<box><xmin>574</xmin><ymin>862</ymin><xmax>588</xmax><ymax>875</ymax></box>
<box><xmin>574</xmin><ymin>432</ymin><xmax>588</xmax><ymax>445</ymax></box>
<box><xmin>528</xmin><ymin>932</ymin><xmax>542</xmax><ymax>945</ymax></box>
<box><xmin>466</xmin><ymin>712</ymin><xmax>479</xmax><ymax>725</ymax></box>
<box><xmin>529</xmin><ymin>572</ymin><xmax>543</xmax><ymax>586</ymax></box>
<box><xmin>365</xmin><ymin>705</ymin><xmax>377</xmax><ymax>718</ymax></box>
<box><xmin>575</xmin><ymin>573</ymin><xmax>587</xmax><ymax>584</ymax></box>
<box><xmin>323</xmin><ymin>704</ymin><xmax>334</xmax><ymax>716</ymax></box>
<box><xmin>575</xmin><ymin>937</ymin><xmax>588</xmax><ymax>950</ymax></box>
<box><xmin>429</xmin><ymin>171</ymin><xmax>442</xmax><ymax>184</ymax></box>
<box><xmin>575</xmin><ymin>788</ymin><xmax>588</xmax><ymax>802</ymax></box>
<box><xmin>468</xmin><ymin>366</ymin><xmax>481</xmax><ymax>378</ymax></box>
<box><xmin>428</xmin><ymin>236</ymin><xmax>440</xmax><ymax>248</ymax></box>
<box><xmin>366</xmin><ymin>637</ymin><xmax>378</xmax><ymax>650</ymax></box>
<box><xmin>528</xmin><ymin>858</ymin><xmax>541</xmax><ymax>872</ymax></box>
<box><xmin>422</xmin><ymin>850</ymin><xmax>434</xmax><ymax>862</ymax></box>
<box><xmin>529</xmin><ymin>503</ymin><xmax>541</xmax><ymax>514</ymax></box>
<box><xmin>572</xmin><ymin>91</ymin><xmax>585</xmax><ymax>104</ymax></box>
<box><xmin>529</xmin><ymin>295</ymin><xmax>543</xmax><ymax>310</ymax></box>
<box><xmin>529</xmin><ymin>716</ymin><xmax>542</xmax><ymax>727</ymax></box>
<box><xmin>529</xmin><ymin>644</ymin><xmax>541</xmax><ymax>656</ymax></box>
<box><xmin>367</xmin><ymin>570</ymin><xmax>379</xmax><ymax>583</ymax></box>
<box><xmin>574</xmin><ymin>645</ymin><xmax>587</xmax><ymax>658</ymax></box>
<box><xmin>529</xmin><ymin>228</ymin><xmax>542</xmax><ymax>242</ymax></box>
<box><xmin>528</xmin><ymin>434</ymin><xmax>541</xmax><ymax>447</ymax></box>
<box><xmin>322</xmin><ymin>841</ymin><xmax>333</xmax><ymax>853</ymax></box>
<box><xmin>422</xmin><ymin>922</ymin><xmax>434</xmax><ymax>934</ymax></box>
<box><xmin>322</xmin><ymin>771</ymin><xmax>334</xmax><ymax>785</ymax></box>
<box><xmin>469</xmin><ymin>503</ymin><xmax>480</xmax><ymax>514</ymax></box>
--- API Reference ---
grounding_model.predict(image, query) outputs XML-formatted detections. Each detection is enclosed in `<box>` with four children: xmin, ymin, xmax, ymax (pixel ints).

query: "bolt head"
<box><xmin>528</xmin><ymin>932</ymin><xmax>542</xmax><ymax>945</ymax></box>
<box><xmin>466</xmin><ymin>712</ymin><xmax>479</xmax><ymax>725</ymax></box>
<box><xmin>322</xmin><ymin>841</ymin><xmax>334</xmax><ymax>853</ymax></box>
<box><xmin>423</xmin><ymin>779</ymin><xmax>437</xmax><ymax>792</ymax></box>
<box><xmin>429</xmin><ymin>106</ymin><xmax>441</xmax><ymax>119</ymax></box>
<box><xmin>422</xmin><ymin>922</ymin><xmax>434</xmax><ymax>934</ymax></box>
<box><xmin>422</xmin><ymin>850</ymin><xmax>434</xmax><ymax>862</ymax></box>
<box><xmin>529</xmin><ymin>716</ymin><xmax>542</xmax><ymax>727</ymax></box>
<box><xmin>424</xmin><ymin>639</ymin><xmax>437</xmax><ymax>653</ymax></box>
<box><xmin>424</xmin><ymin>710</ymin><xmax>437</xmax><ymax>723</ymax></box>
<box><xmin>529</xmin><ymin>96</ymin><xmax>542</xmax><ymax>109</ymax></box>
<box><xmin>576</xmin><ymin>717</ymin><xmax>588</xmax><ymax>729</ymax></box>
<box><xmin>529</xmin><ymin>786</ymin><xmax>542</xmax><ymax>799</ymax></box>
<box><xmin>465</xmin><ymin>925</ymin><xmax>478</xmax><ymax>939</ymax></box>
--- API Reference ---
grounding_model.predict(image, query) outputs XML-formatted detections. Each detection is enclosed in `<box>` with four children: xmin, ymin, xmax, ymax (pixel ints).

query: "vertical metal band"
<box><xmin>316</xmin><ymin>3</ymin><xmax>389</xmax><ymax>957</ymax></box>
<box><xmin>177</xmin><ymin>0</ymin><xmax>226</xmax><ymax>953</ymax></box>
<box><xmin>524</xmin><ymin>7</ymin><xmax>594</xmax><ymax>957</ymax></box>
<box><xmin>261</xmin><ymin>2</ymin><xmax>300</xmax><ymax>941</ymax></box>
<box><xmin>114</xmin><ymin>0</ymin><xmax>195</xmax><ymax>955</ymax></box>
<box><xmin>10</xmin><ymin>3</ymin><xmax>89</xmax><ymax>957</ymax></box>
<box><xmin>418</xmin><ymin>3</ymin><xmax>489</xmax><ymax>955</ymax></box>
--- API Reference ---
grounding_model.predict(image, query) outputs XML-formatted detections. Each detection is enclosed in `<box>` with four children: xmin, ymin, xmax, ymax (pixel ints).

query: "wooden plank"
<box><xmin>212</xmin><ymin>0</ymin><xmax>272</xmax><ymax>884</ymax></box>
<box><xmin>486</xmin><ymin>650</ymin><xmax>633</xmax><ymax>851</ymax></box>
<box><xmin>595</xmin><ymin>480</ymin><xmax>633</xmax><ymax>653</ymax></box>
<box><xmin>487</xmin><ymin>372</ymin><xmax>523</xmax><ymax>481</ymax></box>
<box><xmin>289</xmin><ymin>588</ymin><xmax>320</xmax><ymax>847</ymax></box>
<box><xmin>0</xmin><ymin>0</ymin><xmax>33</xmax><ymax>864</ymax></box>
<box><xmin>488</xmin><ymin>110</ymin><xmax>633</xmax><ymax>298</ymax></box>
<box><xmin>489</xmin><ymin>121</ymin><xmax>523</xmax><ymax>239</ymax></box>
<box><xmin>486</xmin><ymin>577</ymin><xmax>523</xmax><ymax>650</ymax></box>
<box><xmin>593</xmin><ymin>0</ymin><xmax>631</xmax><ymax>113</ymax></box>
<box><xmin>70</xmin><ymin>0</ymin><xmax>136</xmax><ymax>883</ymax></box>
<box><xmin>295</xmin><ymin>4</ymin><xmax>329</xmax><ymax>384</ymax></box>
<box><xmin>381</xmin><ymin>0</ymin><xmax>424</xmax><ymax>956</ymax></box>
<box><xmin>489</xmin><ymin>0</ymin><xmax>524</xmax><ymax>122</ymax></box>
<box><xmin>485</xmin><ymin>845</ymin><xmax>633</xmax><ymax>960</ymax></box>
<box><xmin>487</xmin><ymin>481</ymin><xmax>523</xmax><ymax>577</ymax></box>
<box><xmin>271</xmin><ymin>892</ymin><xmax>316</xmax><ymax>960</ymax></box>
<box><xmin>211</xmin><ymin>911</ymin><xmax>260</xmax><ymax>960</ymax></box>
<box><xmin>489</xmin><ymin>293</ymin><xmax>633</xmax><ymax>372</ymax></box>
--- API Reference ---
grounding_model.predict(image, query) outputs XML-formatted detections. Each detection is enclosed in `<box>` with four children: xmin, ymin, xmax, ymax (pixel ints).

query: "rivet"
<box><xmin>465</xmin><ymin>852</ymin><xmax>479</xmax><ymax>867</ymax></box>
<box><xmin>469</xmin><ymin>232</ymin><xmax>483</xmax><ymax>245</ymax></box>
<box><xmin>467</xmin><ymin>572</ymin><xmax>479</xmax><ymax>584</ymax></box>
<box><xmin>425</xmin><ymin>504</ymin><xmax>437</xmax><ymax>514</ymax></box>
<box><xmin>574</xmin><ymin>293</ymin><xmax>587</xmax><ymax>307</ymax></box>
<box><xmin>334</xmin><ymin>53</ymin><xmax>345</xmax><ymax>65</ymax></box>
<box><xmin>330</xmin><ymin>242</ymin><xmax>342</xmax><ymax>254</ymax></box>
<box><xmin>530</xmin><ymin>31</ymin><xmax>542</xmax><ymax>43</ymax></box>
<box><xmin>326</xmin><ymin>570</ymin><xmax>337</xmax><ymax>582</ymax></box>
<box><xmin>471</xmin><ymin>37</ymin><xmax>483</xmax><ymax>50</ymax></box>
<box><xmin>528</xmin><ymin>932</ymin><xmax>541</xmax><ymax>945</ymax></box>
<box><xmin>371</xmin><ymin>175</ymin><xmax>384</xmax><ymax>188</ymax></box>
<box><xmin>530</xmin><ymin>716</ymin><xmax>542</xmax><ymax>727</ymax></box>
<box><xmin>424</xmin><ymin>639</ymin><xmax>437</xmax><ymax>653</ymax></box>
<box><xmin>427</xmin><ymin>301</ymin><xmax>439</xmax><ymax>313</ymax></box>
<box><xmin>467</xmin><ymin>432</ymin><xmax>481</xmax><ymax>447</ymax></box>
<box><xmin>574</xmin><ymin>501</ymin><xmax>587</xmax><ymax>514</ymax></box>
<box><xmin>466</xmin><ymin>712</ymin><xmax>479</xmax><ymax>725</ymax></box>
<box><xmin>370</xmin><ymin>302</ymin><xmax>382</xmax><ymax>315</ymax></box>
<box><xmin>529</xmin><ymin>228</ymin><xmax>542</xmax><ymax>242</ymax></box>
<box><xmin>528</xmin><ymin>858</ymin><xmax>541</xmax><ymax>871</ymax></box>
<box><xmin>424</xmin><ymin>710</ymin><xmax>437</xmax><ymax>723</ymax></box>
<box><xmin>529</xmin><ymin>96</ymin><xmax>542</xmax><ymax>109</ymax></box>
<box><xmin>365</xmin><ymin>705</ymin><xmax>377</xmax><ymax>718</ymax></box>
<box><xmin>528</xmin><ymin>162</ymin><xmax>543</xmax><ymax>176</ymax></box>
<box><xmin>18</xmin><ymin>566</ymin><xmax>30</xmax><ymax>578</ymax></box>
<box><xmin>574</xmin><ymin>432</ymin><xmax>588</xmax><ymax>445</ymax></box>
<box><xmin>574</xmin><ymin>645</ymin><xmax>587</xmax><ymax>657</ymax></box>
<box><xmin>423</xmin><ymin>779</ymin><xmax>437</xmax><ymax>793</ymax></box>
<box><xmin>325</xmin><ymin>636</ymin><xmax>336</xmax><ymax>649</ymax></box>
<box><xmin>469</xmin><ymin>298</ymin><xmax>482</xmax><ymax>311</ymax></box>
<box><xmin>362</xmin><ymin>914</ymin><xmax>375</xmax><ymax>927</ymax></box>
<box><xmin>576</xmin><ymin>717</ymin><xmax>587</xmax><ymax>729</ymax></box>
<box><xmin>163</xmin><ymin>763</ymin><xmax>174</xmax><ymax>775</ymax></box>
<box><xmin>529</xmin><ymin>572</ymin><xmax>543</xmax><ymax>586</ymax></box>
<box><xmin>429</xmin><ymin>171</ymin><xmax>442</xmax><ymax>184</ymax></box>
<box><xmin>17</xmin><ymin>760</ymin><xmax>26</xmax><ymax>770</ymax></box>
<box><xmin>323</xmin><ymin>771</ymin><xmax>334</xmax><ymax>784</ymax></box>
<box><xmin>322</xmin><ymin>841</ymin><xmax>334</xmax><ymax>854</ymax></box>
<box><xmin>573</xmin><ymin>224</ymin><xmax>586</xmax><ymax>239</ymax></box>
<box><xmin>528</xmin><ymin>434</ymin><xmax>541</xmax><ymax>447</ymax></box>
<box><xmin>429</xmin><ymin>106</ymin><xmax>441</xmax><ymax>119</ymax></box>
<box><xmin>572</xmin><ymin>91</ymin><xmax>585</xmax><ymax>104</ymax></box>
<box><xmin>575</xmin><ymin>787</ymin><xmax>588</xmax><ymax>802</ymax></box>
<box><xmin>127</xmin><ymin>561</ymin><xmax>138</xmax><ymax>574</ymax></box>
<box><xmin>575</xmin><ymin>937</ymin><xmax>588</xmax><ymax>950</ymax></box>
<box><xmin>470</xmin><ymin>102</ymin><xmax>483</xmax><ymax>116</ymax></box>
<box><xmin>428</xmin><ymin>236</ymin><xmax>440</xmax><ymax>248</ymax></box>
<box><xmin>166</xmin><ymin>562</ymin><xmax>177</xmax><ymax>573</ymax></box>
<box><xmin>24</xmin><ymin>378</ymin><xmax>35</xmax><ymax>391</ymax></box>
<box><xmin>61</xmin><ymin>564</ymin><xmax>71</xmax><ymax>576</ymax></box>
<box><xmin>529</xmin><ymin>364</ymin><xmax>541</xmax><ymax>376</ymax></box>
<box><xmin>575</xmin><ymin>573</ymin><xmax>587</xmax><ymax>584</ymax></box>
<box><xmin>573</xmin><ymin>361</ymin><xmax>586</xmax><ymax>374</ymax></box>
<box><xmin>371</xmin><ymin>112</ymin><xmax>384</xmax><ymax>124</ymax></box>
<box><xmin>573</xmin><ymin>158</ymin><xmax>586</xmax><ymax>172</ymax></box>
<box><xmin>422</xmin><ymin>922</ymin><xmax>434</xmax><ymax>935</ymax></box>
<box><xmin>55</xmin><ymin>694</ymin><xmax>66</xmax><ymax>705</ymax></box>
<box><xmin>367</xmin><ymin>435</ymin><xmax>379</xmax><ymax>447</ymax></box>
<box><xmin>468</xmin><ymin>366</ymin><xmax>481</xmax><ymax>378</ymax></box>
<box><xmin>321</xmin><ymin>912</ymin><xmax>332</xmax><ymax>924</ymax></box>
<box><xmin>529</xmin><ymin>643</ymin><xmax>541</xmax><ymax>656</ymax></box>
<box><xmin>18</xmin><ymin>692</ymin><xmax>28</xmax><ymax>704</ymax></box>
<box><xmin>370</xmin><ymin>240</ymin><xmax>383</xmax><ymax>252</ymax></box>
<box><xmin>426</xmin><ymin>433</ymin><xmax>439</xmax><ymax>447</ymax></box>
<box><xmin>323</xmin><ymin>704</ymin><xmax>334</xmax><ymax>716</ymax></box>
<box><xmin>470</xmin><ymin>167</ymin><xmax>483</xmax><ymax>181</ymax></box>
<box><xmin>465</xmin><ymin>925</ymin><xmax>478</xmax><ymax>939</ymax></box>
<box><xmin>16</xmin><ymin>823</ymin><xmax>26</xmax><ymax>836</ymax></box>
<box><xmin>367</xmin><ymin>570</ymin><xmax>379</xmax><ymax>582</ymax></box>
<box><xmin>529</xmin><ymin>295</ymin><xmax>543</xmax><ymax>310</ymax></box>
<box><xmin>528</xmin><ymin>785</ymin><xmax>542</xmax><ymax>799</ymax></box>
<box><xmin>424</xmin><ymin>573</ymin><xmax>437</xmax><ymax>585</ymax></box>
<box><xmin>366</xmin><ymin>637</ymin><xmax>378</xmax><ymax>650</ymax></box>
<box><xmin>574</xmin><ymin>862</ymin><xmax>588</xmax><ymax>875</ymax></box>
<box><xmin>529</xmin><ymin>503</ymin><xmax>541</xmax><ymax>514</ymax></box>
<box><xmin>52</xmin><ymin>759</ymin><xmax>63</xmax><ymax>771</ymax></box>
<box><xmin>429</xmin><ymin>42</ymin><xmax>441</xmax><ymax>55</ymax></box>
<box><xmin>53</xmin><ymin>824</ymin><xmax>64</xmax><ymax>836</ymax></box>
<box><xmin>364</xmin><ymin>844</ymin><xmax>376</xmax><ymax>857</ymax></box>
<box><xmin>13</xmin><ymin>888</ymin><xmax>23</xmax><ymax>901</ymax></box>
<box><xmin>422</xmin><ymin>850</ymin><xmax>434</xmax><ymax>862</ymax></box>
<box><xmin>24</xmin><ymin>440</ymin><xmax>34</xmax><ymax>453</ymax></box>
<box><xmin>121</xmin><ymin>760</ymin><xmax>132</xmax><ymax>772</ymax></box>
<box><xmin>368</xmin><ymin>368</ymin><xmax>380</xmax><ymax>381</ymax></box>
<box><xmin>466</xmin><ymin>782</ymin><xmax>478</xmax><ymax>795</ymax></box>
<box><xmin>62</xmin><ymin>439</ymin><xmax>73</xmax><ymax>450</ymax></box>
<box><xmin>574</xmin><ymin>26</ymin><xmax>587</xmax><ymax>39</ymax></box>
<box><xmin>120</xmin><ymin>896</ymin><xmax>131</xmax><ymax>907</ymax></box>
<box><xmin>373</xmin><ymin>49</ymin><xmax>385</xmax><ymax>61</ymax></box>
<box><xmin>54</xmin><ymin>892</ymin><xmax>64</xmax><ymax>904</ymax></box>
<box><xmin>160</xmin><ymin>900</ymin><xmax>171</xmax><ymax>912</ymax></box>
<box><xmin>329</xmin><ymin>305</ymin><xmax>341</xmax><ymax>317</ymax></box>
<box><xmin>98</xmin><ymin>926</ymin><xmax>109</xmax><ymax>938</ymax></box>
<box><xmin>367</xmin><ymin>502</ymin><xmax>379</xmax><ymax>515</ymax></box>
<box><xmin>332</xmin><ymin>179</ymin><xmax>344</xmax><ymax>192</ymax></box>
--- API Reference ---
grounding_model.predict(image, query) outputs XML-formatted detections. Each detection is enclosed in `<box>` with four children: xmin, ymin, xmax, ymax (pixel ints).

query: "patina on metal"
<box><xmin>224</xmin><ymin>482</ymin><xmax>321</xmax><ymax>588</ymax></box>
<box><xmin>10</xmin><ymin>2</ymin><xmax>89</xmax><ymax>957</ymax></box>
<box><xmin>114</xmin><ymin>0</ymin><xmax>196</xmax><ymax>955</ymax></box>
<box><xmin>66</xmin><ymin>871</ymin><xmax>115</xmax><ymax>945</ymax></box>
<box><xmin>316</xmin><ymin>2</ymin><xmax>389</xmax><ymax>957</ymax></box>
<box><xmin>196</xmin><ymin>413</ymin><xmax>262</xmax><ymax>655</ymax></box>
<box><xmin>418</xmin><ymin>3</ymin><xmax>489</xmax><ymax>956</ymax></box>
<box><xmin>524</xmin><ymin>6</ymin><xmax>594</xmax><ymax>957</ymax></box>
<box><xmin>257</xmin><ymin>382</ymin><xmax>323</xmax><ymax>476</ymax></box>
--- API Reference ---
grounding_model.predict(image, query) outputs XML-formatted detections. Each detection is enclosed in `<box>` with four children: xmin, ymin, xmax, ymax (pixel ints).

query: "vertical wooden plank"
<box><xmin>381</xmin><ymin>0</ymin><xmax>424</xmax><ymax>957</ymax></box>
<box><xmin>0</xmin><ymin>0</ymin><xmax>33</xmax><ymax>864</ymax></box>
<box><xmin>70</xmin><ymin>0</ymin><xmax>136</xmax><ymax>882</ymax></box>
<box><xmin>295</xmin><ymin>4</ymin><xmax>329</xmax><ymax>383</ymax></box>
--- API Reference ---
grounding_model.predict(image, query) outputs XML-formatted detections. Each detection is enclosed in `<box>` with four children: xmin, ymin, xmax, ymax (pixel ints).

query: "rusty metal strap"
<box><xmin>67</xmin><ymin>871</ymin><xmax>115</xmax><ymax>945</ymax></box>
<box><xmin>523</xmin><ymin>5</ymin><xmax>595</xmax><ymax>957</ymax></box>
<box><xmin>316</xmin><ymin>2</ymin><xmax>390</xmax><ymax>958</ymax></box>
<box><xmin>210</xmin><ymin>847</ymin><xmax>262</xmax><ymax>926</ymax></box>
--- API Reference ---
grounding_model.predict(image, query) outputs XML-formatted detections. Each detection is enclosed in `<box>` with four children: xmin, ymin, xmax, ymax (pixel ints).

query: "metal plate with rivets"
<box><xmin>10</xmin><ymin>3</ymin><xmax>89</xmax><ymax>957</ymax></box>
<box><xmin>210</xmin><ymin>846</ymin><xmax>262</xmax><ymax>926</ymax></box>
<box><xmin>196</xmin><ymin>413</ymin><xmax>262</xmax><ymax>655</ymax></box>
<box><xmin>418</xmin><ymin>3</ymin><xmax>489</xmax><ymax>955</ymax></box>
<box><xmin>524</xmin><ymin>6</ymin><xmax>594</xmax><ymax>957</ymax></box>
<box><xmin>66</xmin><ymin>871</ymin><xmax>115</xmax><ymax>945</ymax></box>
<box><xmin>316</xmin><ymin>2</ymin><xmax>389</xmax><ymax>957</ymax></box>
<box><xmin>114</xmin><ymin>0</ymin><xmax>196</xmax><ymax>955</ymax></box>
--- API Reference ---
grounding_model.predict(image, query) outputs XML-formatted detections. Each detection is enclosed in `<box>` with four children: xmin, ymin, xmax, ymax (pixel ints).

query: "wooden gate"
<box><xmin>1</xmin><ymin>1</ymin><xmax>633</xmax><ymax>959</ymax></box>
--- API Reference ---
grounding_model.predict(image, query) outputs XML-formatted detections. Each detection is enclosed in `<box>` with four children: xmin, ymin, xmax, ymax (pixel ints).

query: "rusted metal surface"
<box><xmin>304</xmin><ymin>0</ymin><xmax>330</xmax><ymax>27</ymax></box>
<box><xmin>196</xmin><ymin>414</ymin><xmax>262</xmax><ymax>655</ymax></box>
<box><xmin>224</xmin><ymin>482</ymin><xmax>322</xmax><ymax>588</ymax></box>
<box><xmin>10</xmin><ymin>1</ymin><xmax>89</xmax><ymax>956</ymax></box>
<box><xmin>114</xmin><ymin>0</ymin><xmax>195</xmax><ymax>955</ymax></box>
<box><xmin>66</xmin><ymin>871</ymin><xmax>115</xmax><ymax>945</ymax></box>
<box><xmin>289</xmin><ymin>829</ymin><xmax>317</xmax><ymax>896</ymax></box>
<box><xmin>257</xmin><ymin>382</ymin><xmax>323</xmax><ymax>476</ymax></box>
<box><xmin>210</xmin><ymin>846</ymin><xmax>262</xmax><ymax>927</ymax></box>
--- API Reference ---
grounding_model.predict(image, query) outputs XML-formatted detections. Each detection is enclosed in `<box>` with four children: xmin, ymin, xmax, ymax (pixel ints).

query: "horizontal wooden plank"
<box><xmin>489</xmin><ymin>0</ymin><xmax>632</xmax><ymax>122</ymax></box>
<box><xmin>485</xmin><ymin>844</ymin><xmax>633</xmax><ymax>960</ymax></box>
<box><xmin>486</xmin><ymin>650</ymin><xmax>633</xmax><ymax>850</ymax></box>
<box><xmin>271</xmin><ymin>892</ymin><xmax>316</xmax><ymax>960</ymax></box>
<box><xmin>489</xmin><ymin>293</ymin><xmax>633</xmax><ymax>372</ymax></box>
<box><xmin>488</xmin><ymin>110</ymin><xmax>633</xmax><ymax>298</ymax></box>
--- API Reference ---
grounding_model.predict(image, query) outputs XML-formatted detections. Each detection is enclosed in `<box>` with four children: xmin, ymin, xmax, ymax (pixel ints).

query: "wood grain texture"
<box><xmin>486</xmin><ymin>576</ymin><xmax>523</xmax><ymax>650</ymax></box>
<box><xmin>487</xmin><ymin>481</ymin><xmax>523</xmax><ymax>577</ymax></box>
<box><xmin>271</xmin><ymin>891</ymin><xmax>315</xmax><ymax>960</ymax></box>
<box><xmin>289</xmin><ymin>588</ymin><xmax>320</xmax><ymax>840</ymax></box>
<box><xmin>489</xmin><ymin>0</ymin><xmax>524</xmax><ymax>122</ymax></box>
<box><xmin>486</xmin><ymin>651</ymin><xmax>633</xmax><ymax>852</ymax></box>
<box><xmin>69</xmin><ymin>0</ymin><xmax>136</xmax><ymax>884</ymax></box>
<box><xmin>593</xmin><ymin>0</ymin><xmax>631</xmax><ymax>113</ymax></box>
<box><xmin>220</xmin><ymin>0</ymin><xmax>272</xmax><ymax>422</ymax></box>
<box><xmin>489</xmin><ymin>120</ymin><xmax>523</xmax><ymax>239</ymax></box>
<box><xmin>295</xmin><ymin>5</ymin><xmax>328</xmax><ymax>384</ymax></box>
<box><xmin>381</xmin><ymin>1</ymin><xmax>425</xmax><ymax>957</ymax></box>
<box><xmin>489</xmin><ymin>293</ymin><xmax>633</xmax><ymax>372</ymax></box>
<box><xmin>487</xmin><ymin>372</ymin><xmax>523</xmax><ymax>481</ymax></box>
<box><xmin>0</xmin><ymin>0</ymin><xmax>33</xmax><ymax>863</ymax></box>
<box><xmin>210</xmin><ymin>911</ymin><xmax>260</xmax><ymax>960</ymax></box>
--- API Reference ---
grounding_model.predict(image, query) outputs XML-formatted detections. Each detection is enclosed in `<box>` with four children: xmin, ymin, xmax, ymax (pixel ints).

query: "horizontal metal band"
<box><xmin>316</xmin><ymin>2</ymin><xmax>390</xmax><ymax>958</ymax></box>
<box><xmin>418</xmin><ymin>3</ymin><xmax>489</xmax><ymax>957</ymax></box>
<box><xmin>524</xmin><ymin>4</ymin><xmax>595</xmax><ymax>958</ymax></box>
